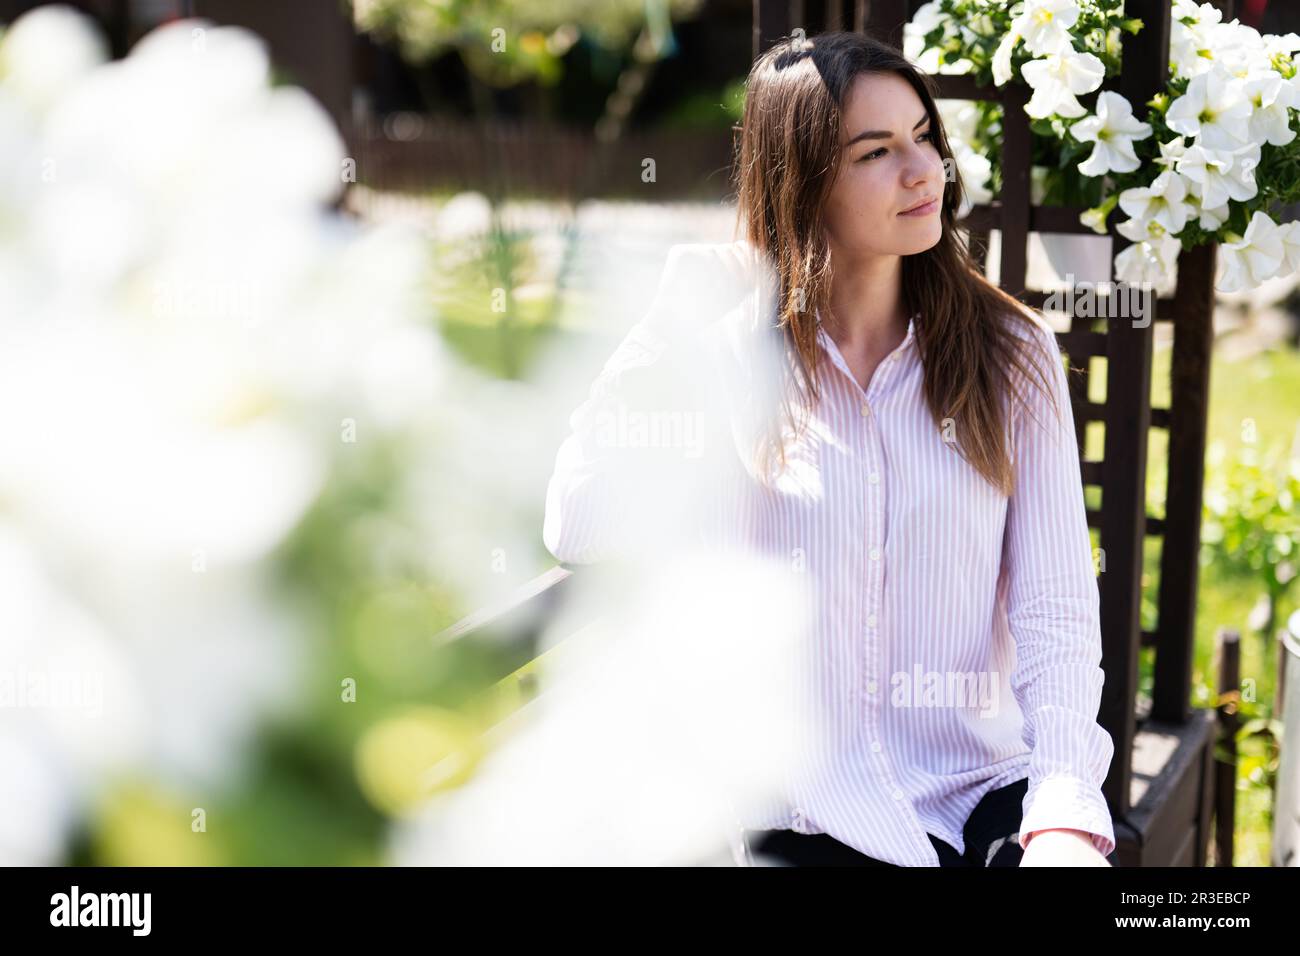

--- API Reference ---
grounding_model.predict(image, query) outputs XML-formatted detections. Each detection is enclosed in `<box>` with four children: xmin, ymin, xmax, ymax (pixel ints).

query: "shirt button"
<box><xmin>871</xmin><ymin>741</ymin><xmax>882</xmax><ymax>752</ymax></box>
<box><xmin>866</xmin><ymin>613</ymin><xmax>877</xmax><ymax>627</ymax></box>
<box><xmin>868</xmin><ymin>472</ymin><xmax>880</xmax><ymax>484</ymax></box>
<box><xmin>866</xmin><ymin>679</ymin><xmax>878</xmax><ymax>694</ymax></box>
<box><xmin>860</xmin><ymin>402</ymin><xmax>870</xmax><ymax>416</ymax></box>
<box><xmin>869</xmin><ymin>548</ymin><xmax>881</xmax><ymax>561</ymax></box>
<box><xmin>892</xmin><ymin>789</ymin><xmax>905</xmax><ymax>800</ymax></box>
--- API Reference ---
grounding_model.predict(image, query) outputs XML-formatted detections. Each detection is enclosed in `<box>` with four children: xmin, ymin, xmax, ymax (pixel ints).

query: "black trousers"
<box><xmin>745</xmin><ymin>776</ymin><xmax>1031</xmax><ymax>867</ymax></box>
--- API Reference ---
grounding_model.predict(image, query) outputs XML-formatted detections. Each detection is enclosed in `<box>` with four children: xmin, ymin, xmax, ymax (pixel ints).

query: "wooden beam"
<box><xmin>1153</xmin><ymin>243</ymin><xmax>1219</xmax><ymax>722</ymax></box>
<box><xmin>753</xmin><ymin>0</ymin><xmax>793</xmax><ymax>59</ymax></box>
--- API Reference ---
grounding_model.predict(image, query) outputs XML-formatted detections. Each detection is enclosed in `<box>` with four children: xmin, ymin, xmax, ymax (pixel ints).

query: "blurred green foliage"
<box><xmin>351</xmin><ymin>0</ymin><xmax>705</xmax><ymax>86</ymax></box>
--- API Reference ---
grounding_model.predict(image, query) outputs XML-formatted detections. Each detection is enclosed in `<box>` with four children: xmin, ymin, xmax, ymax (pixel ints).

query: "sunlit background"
<box><xmin>0</xmin><ymin>0</ymin><xmax>1296</xmax><ymax>865</ymax></box>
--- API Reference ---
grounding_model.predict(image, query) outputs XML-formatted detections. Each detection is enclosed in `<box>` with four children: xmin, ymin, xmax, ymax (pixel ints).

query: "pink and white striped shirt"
<box><xmin>542</xmin><ymin>239</ymin><xmax>1116</xmax><ymax>866</ymax></box>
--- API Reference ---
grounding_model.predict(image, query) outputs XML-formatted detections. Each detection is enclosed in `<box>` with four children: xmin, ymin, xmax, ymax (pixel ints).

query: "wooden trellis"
<box><xmin>750</xmin><ymin>0</ymin><xmax>1221</xmax><ymax>865</ymax></box>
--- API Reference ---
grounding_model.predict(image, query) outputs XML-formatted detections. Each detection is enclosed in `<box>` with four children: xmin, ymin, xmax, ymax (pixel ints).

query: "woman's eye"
<box><xmin>858</xmin><ymin>130</ymin><xmax>935</xmax><ymax>163</ymax></box>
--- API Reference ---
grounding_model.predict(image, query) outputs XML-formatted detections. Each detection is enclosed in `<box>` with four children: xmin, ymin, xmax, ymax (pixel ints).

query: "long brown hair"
<box><xmin>730</xmin><ymin>30</ymin><xmax>1062</xmax><ymax>496</ymax></box>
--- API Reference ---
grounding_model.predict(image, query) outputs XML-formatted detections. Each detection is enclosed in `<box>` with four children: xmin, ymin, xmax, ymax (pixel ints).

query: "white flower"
<box><xmin>992</xmin><ymin>26</ymin><xmax>1024</xmax><ymax>86</ymax></box>
<box><xmin>904</xmin><ymin>1</ymin><xmax>973</xmax><ymax>74</ymax></box>
<box><xmin>907</xmin><ymin>0</ymin><xmax>949</xmax><ymax>38</ymax></box>
<box><xmin>1153</xmin><ymin>135</ymin><xmax>1189</xmax><ymax>170</ymax></box>
<box><xmin>1227</xmin><ymin>141</ymin><xmax>1262</xmax><ymax>200</ymax></box>
<box><xmin>955</xmin><ymin>146</ymin><xmax>994</xmax><ymax>213</ymax></box>
<box><xmin>935</xmin><ymin>100</ymin><xmax>992</xmax><ymax>213</ymax></box>
<box><xmin>1117</xmin><ymin>171</ymin><xmax>1192</xmax><ymax>237</ymax></box>
<box><xmin>1114</xmin><ymin>235</ymin><xmax>1181</xmax><ymax>287</ymax></box>
<box><xmin>1165</xmin><ymin>68</ymin><xmax>1252</xmax><ymax>152</ymax></box>
<box><xmin>1185</xmin><ymin>189</ymin><xmax>1231</xmax><ymax>229</ymax></box>
<box><xmin>1241</xmin><ymin>69</ymin><xmax>1296</xmax><ymax>146</ymax></box>
<box><xmin>1021</xmin><ymin>49</ymin><xmax>1104</xmax><ymax>118</ymax></box>
<box><xmin>1263</xmin><ymin>32</ymin><xmax>1300</xmax><ymax>59</ymax></box>
<box><xmin>936</xmin><ymin>99</ymin><xmax>979</xmax><ymax>145</ymax></box>
<box><xmin>1215</xmin><ymin>22</ymin><xmax>1268</xmax><ymax>77</ymax></box>
<box><xmin>1169</xmin><ymin>2</ymin><xmax>1227</xmax><ymax>79</ymax></box>
<box><xmin>0</xmin><ymin>4</ymin><xmax>108</xmax><ymax>112</ymax></box>
<box><xmin>1175</xmin><ymin>143</ymin><xmax>1257</xmax><ymax>209</ymax></box>
<box><xmin>1279</xmin><ymin>220</ymin><xmax>1300</xmax><ymax>273</ymax></box>
<box><xmin>1216</xmin><ymin>211</ymin><xmax>1285</xmax><ymax>293</ymax></box>
<box><xmin>1117</xmin><ymin>216</ymin><xmax>1167</xmax><ymax>244</ymax></box>
<box><xmin>1012</xmin><ymin>0</ymin><xmax>1080</xmax><ymax>57</ymax></box>
<box><xmin>1172</xmin><ymin>0</ymin><xmax>1213</xmax><ymax>21</ymax></box>
<box><xmin>1080</xmin><ymin>205</ymin><xmax>1110</xmax><ymax>234</ymax></box>
<box><xmin>1070</xmin><ymin>91</ymin><xmax>1152</xmax><ymax>175</ymax></box>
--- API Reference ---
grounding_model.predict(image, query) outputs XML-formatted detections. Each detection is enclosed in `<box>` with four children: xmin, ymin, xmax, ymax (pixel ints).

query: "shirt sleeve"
<box><xmin>542</xmin><ymin>243</ymin><xmax>728</xmax><ymax>566</ymax></box>
<box><xmin>1001</xmin><ymin>317</ymin><xmax>1117</xmax><ymax>859</ymax></box>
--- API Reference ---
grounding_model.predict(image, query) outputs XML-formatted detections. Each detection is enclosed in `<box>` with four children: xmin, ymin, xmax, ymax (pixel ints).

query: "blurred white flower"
<box><xmin>0</xmin><ymin>4</ymin><xmax>106</xmax><ymax>111</ymax></box>
<box><xmin>936</xmin><ymin>100</ymin><xmax>992</xmax><ymax>213</ymax></box>
<box><xmin>954</xmin><ymin>148</ymin><xmax>994</xmax><ymax>213</ymax></box>
<box><xmin>387</xmin><ymin>546</ymin><xmax>815</xmax><ymax>865</ymax></box>
<box><xmin>0</xmin><ymin>728</ymin><xmax>73</xmax><ymax>866</ymax></box>
<box><xmin>0</xmin><ymin>5</ymin><xmax>438</xmax><ymax>861</ymax></box>
<box><xmin>435</xmin><ymin>191</ymin><xmax>494</xmax><ymax>242</ymax></box>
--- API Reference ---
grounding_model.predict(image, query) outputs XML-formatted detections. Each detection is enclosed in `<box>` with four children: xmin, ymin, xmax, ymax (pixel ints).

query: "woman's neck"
<box><xmin>823</xmin><ymin>251</ymin><xmax>909</xmax><ymax>354</ymax></box>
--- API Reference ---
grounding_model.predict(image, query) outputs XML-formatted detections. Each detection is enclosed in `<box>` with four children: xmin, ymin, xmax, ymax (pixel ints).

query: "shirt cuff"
<box><xmin>1017</xmin><ymin>773</ymin><xmax>1116</xmax><ymax>858</ymax></box>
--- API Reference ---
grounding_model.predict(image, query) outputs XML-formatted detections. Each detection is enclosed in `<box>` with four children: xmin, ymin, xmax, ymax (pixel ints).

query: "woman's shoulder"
<box><xmin>997</xmin><ymin>305</ymin><xmax>1063</xmax><ymax>380</ymax></box>
<box><xmin>997</xmin><ymin>300</ymin><xmax>1055</xmax><ymax>344</ymax></box>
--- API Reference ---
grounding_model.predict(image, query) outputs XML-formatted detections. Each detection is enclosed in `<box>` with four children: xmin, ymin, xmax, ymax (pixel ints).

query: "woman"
<box><xmin>543</xmin><ymin>30</ymin><xmax>1117</xmax><ymax>867</ymax></box>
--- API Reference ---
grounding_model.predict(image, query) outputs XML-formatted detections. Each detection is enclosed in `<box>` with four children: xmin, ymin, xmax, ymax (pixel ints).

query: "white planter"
<box><xmin>980</xmin><ymin>229</ymin><xmax>1178</xmax><ymax>301</ymax></box>
<box><xmin>1032</xmin><ymin>232</ymin><xmax>1115</xmax><ymax>288</ymax></box>
<box><xmin>1030</xmin><ymin>231</ymin><xmax>1179</xmax><ymax>298</ymax></box>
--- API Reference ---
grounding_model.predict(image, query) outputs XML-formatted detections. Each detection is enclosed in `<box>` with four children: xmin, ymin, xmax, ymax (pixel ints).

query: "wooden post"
<box><xmin>1214</xmin><ymin>628</ymin><xmax>1240</xmax><ymax>866</ymax></box>
<box><xmin>1153</xmin><ymin>243</ymin><xmax>1220</xmax><ymax>724</ymax></box>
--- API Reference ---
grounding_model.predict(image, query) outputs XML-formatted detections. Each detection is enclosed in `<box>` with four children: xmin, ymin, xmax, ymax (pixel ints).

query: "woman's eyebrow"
<box><xmin>844</xmin><ymin>113</ymin><xmax>930</xmax><ymax>148</ymax></box>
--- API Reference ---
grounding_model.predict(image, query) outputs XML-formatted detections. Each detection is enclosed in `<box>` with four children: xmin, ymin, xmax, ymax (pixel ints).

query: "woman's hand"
<box><xmin>1018</xmin><ymin>828</ymin><xmax>1112</xmax><ymax>866</ymax></box>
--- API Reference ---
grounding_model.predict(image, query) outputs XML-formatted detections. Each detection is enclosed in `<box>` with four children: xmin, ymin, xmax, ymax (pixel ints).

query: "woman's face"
<box><xmin>823</xmin><ymin>71</ymin><xmax>946</xmax><ymax>264</ymax></box>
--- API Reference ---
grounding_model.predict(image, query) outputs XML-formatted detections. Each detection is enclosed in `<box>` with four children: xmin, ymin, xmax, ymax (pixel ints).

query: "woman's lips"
<box><xmin>899</xmin><ymin>198</ymin><xmax>939</xmax><ymax>217</ymax></box>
